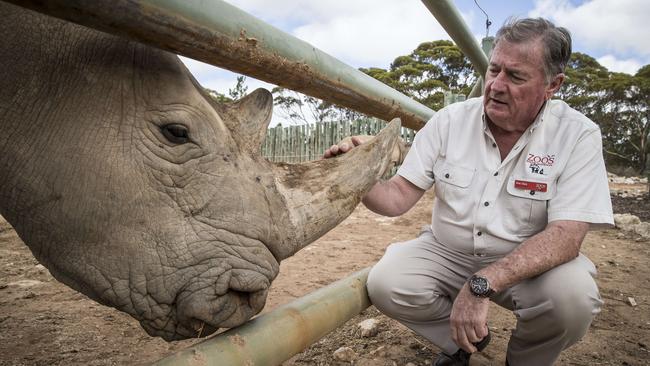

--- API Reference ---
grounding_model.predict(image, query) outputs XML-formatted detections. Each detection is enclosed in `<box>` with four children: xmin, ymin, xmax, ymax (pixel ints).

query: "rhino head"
<box><xmin>0</xmin><ymin>3</ymin><xmax>399</xmax><ymax>340</ymax></box>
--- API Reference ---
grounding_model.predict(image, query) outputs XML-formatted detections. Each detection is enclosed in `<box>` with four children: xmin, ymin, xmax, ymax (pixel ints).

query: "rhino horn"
<box><xmin>271</xmin><ymin>118</ymin><xmax>401</xmax><ymax>259</ymax></box>
<box><xmin>219</xmin><ymin>88</ymin><xmax>274</xmax><ymax>154</ymax></box>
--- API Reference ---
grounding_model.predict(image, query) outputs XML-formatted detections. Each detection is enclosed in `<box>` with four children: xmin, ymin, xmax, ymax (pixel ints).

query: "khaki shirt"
<box><xmin>398</xmin><ymin>98</ymin><xmax>614</xmax><ymax>256</ymax></box>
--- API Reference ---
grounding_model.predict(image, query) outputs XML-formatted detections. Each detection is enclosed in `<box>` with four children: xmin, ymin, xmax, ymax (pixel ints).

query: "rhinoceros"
<box><xmin>0</xmin><ymin>3</ymin><xmax>399</xmax><ymax>341</ymax></box>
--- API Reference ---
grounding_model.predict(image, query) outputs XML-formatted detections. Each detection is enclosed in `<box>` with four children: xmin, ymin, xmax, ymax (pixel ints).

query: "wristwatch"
<box><xmin>468</xmin><ymin>275</ymin><xmax>494</xmax><ymax>298</ymax></box>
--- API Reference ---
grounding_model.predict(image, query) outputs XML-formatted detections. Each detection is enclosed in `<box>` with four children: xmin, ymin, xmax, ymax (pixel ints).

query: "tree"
<box><xmin>360</xmin><ymin>40</ymin><xmax>476</xmax><ymax>110</ymax></box>
<box><xmin>228</xmin><ymin>75</ymin><xmax>249</xmax><ymax>100</ymax></box>
<box><xmin>204</xmin><ymin>75</ymin><xmax>250</xmax><ymax>104</ymax></box>
<box><xmin>273</xmin><ymin>40</ymin><xmax>477</xmax><ymax>125</ymax></box>
<box><xmin>560</xmin><ymin>53</ymin><xmax>650</xmax><ymax>173</ymax></box>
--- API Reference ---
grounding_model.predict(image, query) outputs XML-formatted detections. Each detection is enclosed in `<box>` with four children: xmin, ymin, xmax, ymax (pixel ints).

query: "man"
<box><xmin>325</xmin><ymin>18</ymin><xmax>613</xmax><ymax>366</ymax></box>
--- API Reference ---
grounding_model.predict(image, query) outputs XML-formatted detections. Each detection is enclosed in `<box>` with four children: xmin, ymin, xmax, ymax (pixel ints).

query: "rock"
<box><xmin>357</xmin><ymin>318</ymin><xmax>380</xmax><ymax>337</ymax></box>
<box><xmin>628</xmin><ymin>297</ymin><xmax>637</xmax><ymax>307</ymax></box>
<box><xmin>633</xmin><ymin>222</ymin><xmax>650</xmax><ymax>239</ymax></box>
<box><xmin>614</xmin><ymin>214</ymin><xmax>641</xmax><ymax>230</ymax></box>
<box><xmin>333</xmin><ymin>346</ymin><xmax>356</xmax><ymax>362</ymax></box>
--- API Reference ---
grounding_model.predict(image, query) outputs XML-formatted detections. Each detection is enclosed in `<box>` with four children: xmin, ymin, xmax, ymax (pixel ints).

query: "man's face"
<box><xmin>483</xmin><ymin>39</ymin><xmax>563</xmax><ymax>132</ymax></box>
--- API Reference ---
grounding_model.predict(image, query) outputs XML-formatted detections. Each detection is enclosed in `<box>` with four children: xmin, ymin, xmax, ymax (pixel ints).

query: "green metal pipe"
<box><xmin>5</xmin><ymin>0</ymin><xmax>433</xmax><ymax>130</ymax></box>
<box><xmin>153</xmin><ymin>268</ymin><xmax>372</xmax><ymax>366</ymax></box>
<box><xmin>421</xmin><ymin>0</ymin><xmax>489</xmax><ymax>76</ymax></box>
<box><xmin>468</xmin><ymin>37</ymin><xmax>495</xmax><ymax>98</ymax></box>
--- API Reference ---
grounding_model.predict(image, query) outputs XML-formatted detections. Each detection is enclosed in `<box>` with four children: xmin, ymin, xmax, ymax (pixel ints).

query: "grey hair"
<box><xmin>494</xmin><ymin>17</ymin><xmax>572</xmax><ymax>81</ymax></box>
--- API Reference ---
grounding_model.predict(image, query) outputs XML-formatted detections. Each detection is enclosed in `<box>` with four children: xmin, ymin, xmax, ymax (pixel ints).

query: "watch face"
<box><xmin>470</xmin><ymin>276</ymin><xmax>489</xmax><ymax>295</ymax></box>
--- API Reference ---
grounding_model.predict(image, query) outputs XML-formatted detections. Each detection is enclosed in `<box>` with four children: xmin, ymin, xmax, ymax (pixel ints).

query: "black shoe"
<box><xmin>433</xmin><ymin>331</ymin><xmax>491</xmax><ymax>366</ymax></box>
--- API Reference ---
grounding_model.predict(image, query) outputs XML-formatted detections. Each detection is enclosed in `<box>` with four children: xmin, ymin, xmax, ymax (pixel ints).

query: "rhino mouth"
<box><xmin>138</xmin><ymin>266</ymin><xmax>275</xmax><ymax>341</ymax></box>
<box><xmin>174</xmin><ymin>279</ymin><xmax>270</xmax><ymax>339</ymax></box>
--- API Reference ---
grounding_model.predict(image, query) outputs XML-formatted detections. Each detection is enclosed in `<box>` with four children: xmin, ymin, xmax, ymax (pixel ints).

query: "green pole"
<box><xmin>420</xmin><ymin>0</ymin><xmax>489</xmax><ymax>75</ymax></box>
<box><xmin>5</xmin><ymin>0</ymin><xmax>434</xmax><ymax>130</ymax></box>
<box><xmin>154</xmin><ymin>268</ymin><xmax>372</xmax><ymax>366</ymax></box>
<box><xmin>468</xmin><ymin>37</ymin><xmax>495</xmax><ymax>98</ymax></box>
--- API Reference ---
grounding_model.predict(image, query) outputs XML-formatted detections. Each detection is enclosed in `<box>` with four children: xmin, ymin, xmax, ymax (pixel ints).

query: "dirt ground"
<box><xmin>1</xmin><ymin>185</ymin><xmax>649</xmax><ymax>366</ymax></box>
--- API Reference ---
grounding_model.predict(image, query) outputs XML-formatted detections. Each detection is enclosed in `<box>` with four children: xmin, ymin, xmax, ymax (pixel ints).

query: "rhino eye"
<box><xmin>161</xmin><ymin>123</ymin><xmax>190</xmax><ymax>144</ymax></box>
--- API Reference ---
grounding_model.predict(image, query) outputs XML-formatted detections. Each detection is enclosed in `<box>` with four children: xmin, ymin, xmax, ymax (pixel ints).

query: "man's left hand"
<box><xmin>449</xmin><ymin>284</ymin><xmax>490</xmax><ymax>353</ymax></box>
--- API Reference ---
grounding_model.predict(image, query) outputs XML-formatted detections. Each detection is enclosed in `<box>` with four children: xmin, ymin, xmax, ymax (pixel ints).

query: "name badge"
<box><xmin>514</xmin><ymin>180</ymin><xmax>547</xmax><ymax>192</ymax></box>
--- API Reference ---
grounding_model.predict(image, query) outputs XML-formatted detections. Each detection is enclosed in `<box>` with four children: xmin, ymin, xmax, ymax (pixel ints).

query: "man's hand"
<box><xmin>323</xmin><ymin>136</ymin><xmax>364</xmax><ymax>158</ymax></box>
<box><xmin>449</xmin><ymin>284</ymin><xmax>490</xmax><ymax>353</ymax></box>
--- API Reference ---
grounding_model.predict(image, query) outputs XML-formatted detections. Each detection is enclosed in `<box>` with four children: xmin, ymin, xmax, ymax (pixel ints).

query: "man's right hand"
<box><xmin>323</xmin><ymin>136</ymin><xmax>364</xmax><ymax>158</ymax></box>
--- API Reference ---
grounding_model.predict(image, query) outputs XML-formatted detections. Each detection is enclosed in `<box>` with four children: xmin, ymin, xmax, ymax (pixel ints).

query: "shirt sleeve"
<box><xmin>396</xmin><ymin>111</ymin><xmax>443</xmax><ymax>190</ymax></box>
<box><xmin>548</xmin><ymin>128</ymin><xmax>614</xmax><ymax>229</ymax></box>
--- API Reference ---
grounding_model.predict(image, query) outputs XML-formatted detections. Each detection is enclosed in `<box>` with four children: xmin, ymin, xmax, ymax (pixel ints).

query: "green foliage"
<box><xmin>228</xmin><ymin>75</ymin><xmax>249</xmax><ymax>100</ymax></box>
<box><xmin>360</xmin><ymin>40</ymin><xmax>475</xmax><ymax>110</ymax></box>
<box><xmin>560</xmin><ymin>53</ymin><xmax>650</xmax><ymax>173</ymax></box>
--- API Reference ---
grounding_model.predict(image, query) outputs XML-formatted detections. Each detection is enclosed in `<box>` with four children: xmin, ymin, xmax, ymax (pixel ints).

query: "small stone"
<box><xmin>357</xmin><ymin>318</ymin><xmax>380</xmax><ymax>337</ymax></box>
<box><xmin>633</xmin><ymin>222</ymin><xmax>650</xmax><ymax>239</ymax></box>
<box><xmin>405</xmin><ymin>363</ymin><xmax>417</xmax><ymax>366</ymax></box>
<box><xmin>333</xmin><ymin>346</ymin><xmax>356</xmax><ymax>362</ymax></box>
<box><xmin>614</xmin><ymin>214</ymin><xmax>641</xmax><ymax>230</ymax></box>
<box><xmin>627</xmin><ymin>297</ymin><xmax>637</xmax><ymax>307</ymax></box>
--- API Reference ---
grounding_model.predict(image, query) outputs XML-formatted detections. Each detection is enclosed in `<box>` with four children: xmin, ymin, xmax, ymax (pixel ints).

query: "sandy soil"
<box><xmin>1</xmin><ymin>188</ymin><xmax>649</xmax><ymax>366</ymax></box>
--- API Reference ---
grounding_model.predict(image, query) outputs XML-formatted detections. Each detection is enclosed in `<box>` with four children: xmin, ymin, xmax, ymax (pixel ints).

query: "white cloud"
<box><xmin>597</xmin><ymin>55</ymin><xmax>642</xmax><ymax>75</ymax></box>
<box><xmin>226</xmin><ymin>1</ymin><xmax>460</xmax><ymax>68</ymax></box>
<box><xmin>179</xmin><ymin>56</ymin><xmax>276</xmax><ymax>93</ymax></box>
<box><xmin>530</xmin><ymin>0</ymin><xmax>650</xmax><ymax>58</ymax></box>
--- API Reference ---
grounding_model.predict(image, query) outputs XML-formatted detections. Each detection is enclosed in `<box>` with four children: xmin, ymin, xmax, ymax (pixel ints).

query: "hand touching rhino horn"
<box><xmin>324</xmin><ymin>136</ymin><xmax>367</xmax><ymax>158</ymax></box>
<box><xmin>324</xmin><ymin>132</ymin><xmax>408</xmax><ymax>169</ymax></box>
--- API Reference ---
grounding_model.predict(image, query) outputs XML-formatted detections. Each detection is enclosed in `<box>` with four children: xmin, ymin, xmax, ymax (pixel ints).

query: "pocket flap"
<box><xmin>434</xmin><ymin>161</ymin><xmax>475</xmax><ymax>188</ymax></box>
<box><xmin>506</xmin><ymin>176</ymin><xmax>556</xmax><ymax>200</ymax></box>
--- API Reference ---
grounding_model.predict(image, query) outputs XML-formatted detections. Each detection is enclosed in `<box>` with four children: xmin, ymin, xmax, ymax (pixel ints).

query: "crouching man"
<box><xmin>325</xmin><ymin>17</ymin><xmax>613</xmax><ymax>366</ymax></box>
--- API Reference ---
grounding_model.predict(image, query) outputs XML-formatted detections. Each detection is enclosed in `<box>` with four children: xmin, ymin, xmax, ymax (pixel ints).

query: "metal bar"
<box><xmin>468</xmin><ymin>37</ymin><xmax>495</xmax><ymax>98</ymax></box>
<box><xmin>153</xmin><ymin>268</ymin><xmax>371</xmax><ymax>366</ymax></box>
<box><xmin>420</xmin><ymin>0</ymin><xmax>489</xmax><ymax>76</ymax></box>
<box><xmin>468</xmin><ymin>77</ymin><xmax>483</xmax><ymax>98</ymax></box>
<box><xmin>5</xmin><ymin>0</ymin><xmax>434</xmax><ymax>130</ymax></box>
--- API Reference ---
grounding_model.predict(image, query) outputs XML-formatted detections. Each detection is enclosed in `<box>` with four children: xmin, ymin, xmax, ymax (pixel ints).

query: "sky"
<box><xmin>181</xmin><ymin>0</ymin><xmax>650</xmax><ymax>113</ymax></box>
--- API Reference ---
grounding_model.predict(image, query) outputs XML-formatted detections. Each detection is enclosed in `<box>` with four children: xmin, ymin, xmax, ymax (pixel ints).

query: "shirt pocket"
<box><xmin>433</xmin><ymin>160</ymin><xmax>476</xmax><ymax>207</ymax></box>
<box><xmin>503</xmin><ymin>175</ymin><xmax>556</xmax><ymax>236</ymax></box>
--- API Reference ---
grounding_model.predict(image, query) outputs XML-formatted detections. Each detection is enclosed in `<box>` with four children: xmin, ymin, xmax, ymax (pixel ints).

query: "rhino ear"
<box><xmin>219</xmin><ymin>88</ymin><xmax>273</xmax><ymax>155</ymax></box>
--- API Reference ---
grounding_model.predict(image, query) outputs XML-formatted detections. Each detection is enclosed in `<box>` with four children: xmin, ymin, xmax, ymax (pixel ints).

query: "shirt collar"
<box><xmin>481</xmin><ymin>100</ymin><xmax>550</xmax><ymax>134</ymax></box>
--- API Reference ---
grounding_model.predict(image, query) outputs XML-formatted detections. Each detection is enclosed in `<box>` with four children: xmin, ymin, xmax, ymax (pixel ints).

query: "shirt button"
<box><xmin>492</xmin><ymin>143</ymin><xmax>497</xmax><ymax>148</ymax></box>
<box><xmin>493</xmin><ymin>172</ymin><xmax>499</xmax><ymax>176</ymax></box>
<box><xmin>477</xmin><ymin>231</ymin><xmax>482</xmax><ymax>236</ymax></box>
<box><xmin>445</xmin><ymin>173</ymin><xmax>450</xmax><ymax>178</ymax></box>
<box><xmin>530</xmin><ymin>190</ymin><xmax>536</xmax><ymax>195</ymax></box>
<box><xmin>484</xmin><ymin>201</ymin><xmax>489</xmax><ymax>206</ymax></box>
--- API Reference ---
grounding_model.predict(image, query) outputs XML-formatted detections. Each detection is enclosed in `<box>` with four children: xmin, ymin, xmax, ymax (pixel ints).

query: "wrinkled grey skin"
<box><xmin>0</xmin><ymin>3</ymin><xmax>399</xmax><ymax>341</ymax></box>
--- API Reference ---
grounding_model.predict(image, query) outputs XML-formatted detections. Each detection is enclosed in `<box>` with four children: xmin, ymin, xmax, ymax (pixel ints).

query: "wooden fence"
<box><xmin>261</xmin><ymin>119</ymin><xmax>416</xmax><ymax>163</ymax></box>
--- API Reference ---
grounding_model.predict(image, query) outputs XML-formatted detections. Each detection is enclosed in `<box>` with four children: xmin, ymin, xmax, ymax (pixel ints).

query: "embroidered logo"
<box><xmin>526</xmin><ymin>153</ymin><xmax>555</xmax><ymax>175</ymax></box>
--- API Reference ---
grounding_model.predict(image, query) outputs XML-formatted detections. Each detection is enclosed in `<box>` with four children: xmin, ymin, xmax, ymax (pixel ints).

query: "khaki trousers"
<box><xmin>367</xmin><ymin>227</ymin><xmax>603</xmax><ymax>366</ymax></box>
